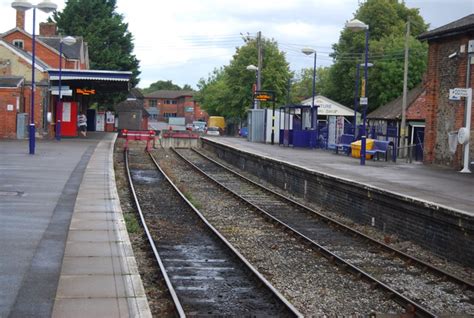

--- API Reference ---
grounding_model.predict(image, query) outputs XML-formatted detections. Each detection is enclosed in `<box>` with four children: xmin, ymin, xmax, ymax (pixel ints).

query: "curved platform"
<box><xmin>0</xmin><ymin>133</ymin><xmax>151</xmax><ymax>317</ymax></box>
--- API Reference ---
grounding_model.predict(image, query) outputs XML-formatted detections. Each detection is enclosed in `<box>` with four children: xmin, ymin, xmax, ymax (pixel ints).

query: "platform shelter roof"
<box><xmin>301</xmin><ymin>95</ymin><xmax>358</xmax><ymax>117</ymax></box>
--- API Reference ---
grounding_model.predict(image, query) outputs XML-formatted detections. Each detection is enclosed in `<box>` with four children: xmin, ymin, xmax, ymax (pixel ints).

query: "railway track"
<box><xmin>173</xmin><ymin>147</ymin><xmax>474</xmax><ymax>317</ymax></box>
<box><xmin>124</xmin><ymin>149</ymin><xmax>301</xmax><ymax>317</ymax></box>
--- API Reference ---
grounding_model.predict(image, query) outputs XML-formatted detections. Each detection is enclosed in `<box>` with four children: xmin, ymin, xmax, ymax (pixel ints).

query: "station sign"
<box><xmin>76</xmin><ymin>88</ymin><xmax>96</xmax><ymax>95</ymax></box>
<box><xmin>449</xmin><ymin>88</ymin><xmax>472</xmax><ymax>100</ymax></box>
<box><xmin>254</xmin><ymin>90</ymin><xmax>275</xmax><ymax>102</ymax></box>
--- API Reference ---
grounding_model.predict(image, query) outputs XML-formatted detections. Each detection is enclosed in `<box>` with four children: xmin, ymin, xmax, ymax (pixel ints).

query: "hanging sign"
<box><xmin>76</xmin><ymin>88</ymin><xmax>96</xmax><ymax>95</ymax></box>
<box><xmin>254</xmin><ymin>90</ymin><xmax>275</xmax><ymax>102</ymax></box>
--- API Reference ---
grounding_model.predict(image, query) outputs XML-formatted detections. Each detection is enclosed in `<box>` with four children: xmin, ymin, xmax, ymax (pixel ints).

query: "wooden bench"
<box><xmin>366</xmin><ymin>140</ymin><xmax>391</xmax><ymax>161</ymax></box>
<box><xmin>334</xmin><ymin>134</ymin><xmax>355</xmax><ymax>155</ymax></box>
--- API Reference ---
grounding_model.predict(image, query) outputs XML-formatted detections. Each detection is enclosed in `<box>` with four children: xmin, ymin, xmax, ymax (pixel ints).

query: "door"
<box><xmin>414</xmin><ymin>126</ymin><xmax>424</xmax><ymax>161</ymax></box>
<box><xmin>60</xmin><ymin>102</ymin><xmax>78</xmax><ymax>137</ymax></box>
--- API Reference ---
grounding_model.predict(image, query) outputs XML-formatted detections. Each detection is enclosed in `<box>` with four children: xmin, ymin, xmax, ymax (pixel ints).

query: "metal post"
<box><xmin>360</xmin><ymin>28</ymin><xmax>369</xmax><ymax>165</ymax></box>
<box><xmin>29</xmin><ymin>7</ymin><xmax>36</xmax><ymax>155</ymax></box>
<box><xmin>56</xmin><ymin>40</ymin><xmax>63</xmax><ymax>141</ymax></box>
<box><xmin>460</xmin><ymin>88</ymin><xmax>472</xmax><ymax>173</ymax></box>
<box><xmin>353</xmin><ymin>63</ymin><xmax>360</xmax><ymax>136</ymax></box>
<box><xmin>271</xmin><ymin>100</ymin><xmax>275</xmax><ymax>145</ymax></box>
<box><xmin>257</xmin><ymin>31</ymin><xmax>262</xmax><ymax>109</ymax></box>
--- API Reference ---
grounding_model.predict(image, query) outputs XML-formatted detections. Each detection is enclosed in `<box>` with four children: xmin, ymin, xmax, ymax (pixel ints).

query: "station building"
<box><xmin>0</xmin><ymin>7</ymin><xmax>132</xmax><ymax>139</ymax></box>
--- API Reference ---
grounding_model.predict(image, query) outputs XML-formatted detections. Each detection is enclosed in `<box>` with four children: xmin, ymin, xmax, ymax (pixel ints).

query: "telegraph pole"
<box><xmin>400</xmin><ymin>20</ymin><xmax>410</xmax><ymax>157</ymax></box>
<box><xmin>257</xmin><ymin>31</ymin><xmax>262</xmax><ymax>109</ymax></box>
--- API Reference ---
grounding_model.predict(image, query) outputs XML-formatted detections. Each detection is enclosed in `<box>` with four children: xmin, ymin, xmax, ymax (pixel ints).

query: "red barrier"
<box><xmin>122</xmin><ymin>130</ymin><xmax>155</xmax><ymax>152</ymax></box>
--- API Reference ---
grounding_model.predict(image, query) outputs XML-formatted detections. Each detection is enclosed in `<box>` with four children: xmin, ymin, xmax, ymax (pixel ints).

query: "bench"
<box><xmin>334</xmin><ymin>134</ymin><xmax>355</xmax><ymax>155</ymax></box>
<box><xmin>366</xmin><ymin>140</ymin><xmax>391</xmax><ymax>161</ymax></box>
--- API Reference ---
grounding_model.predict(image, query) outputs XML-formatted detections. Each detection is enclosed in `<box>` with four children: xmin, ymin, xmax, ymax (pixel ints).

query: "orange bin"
<box><xmin>351</xmin><ymin>139</ymin><xmax>374</xmax><ymax>159</ymax></box>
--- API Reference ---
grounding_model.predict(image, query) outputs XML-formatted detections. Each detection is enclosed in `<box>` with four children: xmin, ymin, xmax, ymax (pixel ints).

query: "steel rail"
<box><xmin>124</xmin><ymin>150</ymin><xmax>186</xmax><ymax>318</ymax></box>
<box><xmin>147</xmin><ymin>151</ymin><xmax>303</xmax><ymax>318</ymax></box>
<box><xmin>172</xmin><ymin>147</ymin><xmax>437</xmax><ymax>318</ymax></box>
<box><xmin>191</xmin><ymin>147</ymin><xmax>474</xmax><ymax>291</ymax></box>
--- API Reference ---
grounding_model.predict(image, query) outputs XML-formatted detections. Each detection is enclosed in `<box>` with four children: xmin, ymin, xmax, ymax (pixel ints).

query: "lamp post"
<box><xmin>346</xmin><ymin>19</ymin><xmax>369</xmax><ymax>165</ymax></box>
<box><xmin>353</xmin><ymin>62</ymin><xmax>373</xmax><ymax>137</ymax></box>
<box><xmin>302</xmin><ymin>48</ymin><xmax>318</xmax><ymax>147</ymax></box>
<box><xmin>56</xmin><ymin>36</ymin><xmax>76</xmax><ymax>141</ymax></box>
<box><xmin>12</xmin><ymin>0</ymin><xmax>57</xmax><ymax>154</ymax></box>
<box><xmin>246</xmin><ymin>64</ymin><xmax>258</xmax><ymax>109</ymax></box>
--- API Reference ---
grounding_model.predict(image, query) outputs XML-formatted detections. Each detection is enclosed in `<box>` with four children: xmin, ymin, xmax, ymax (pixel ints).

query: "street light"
<box><xmin>246</xmin><ymin>64</ymin><xmax>258</xmax><ymax>109</ymax></box>
<box><xmin>302</xmin><ymin>47</ymin><xmax>318</xmax><ymax>147</ymax></box>
<box><xmin>353</xmin><ymin>62</ymin><xmax>373</xmax><ymax>137</ymax></box>
<box><xmin>56</xmin><ymin>36</ymin><xmax>76</xmax><ymax>141</ymax></box>
<box><xmin>12</xmin><ymin>0</ymin><xmax>57</xmax><ymax>154</ymax></box>
<box><xmin>346</xmin><ymin>18</ymin><xmax>369</xmax><ymax>165</ymax></box>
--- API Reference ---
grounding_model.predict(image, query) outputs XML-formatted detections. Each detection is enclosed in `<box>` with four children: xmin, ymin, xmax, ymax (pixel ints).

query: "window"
<box><xmin>149</xmin><ymin>99</ymin><xmax>157</xmax><ymax>107</ymax></box>
<box><xmin>13</xmin><ymin>39</ymin><xmax>24</xmax><ymax>49</ymax></box>
<box><xmin>163</xmin><ymin>112</ymin><xmax>177</xmax><ymax>118</ymax></box>
<box><xmin>164</xmin><ymin>99</ymin><xmax>177</xmax><ymax>105</ymax></box>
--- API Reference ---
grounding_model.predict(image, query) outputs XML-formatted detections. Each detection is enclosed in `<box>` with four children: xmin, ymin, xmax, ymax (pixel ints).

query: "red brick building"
<box><xmin>0</xmin><ymin>8</ymin><xmax>88</xmax><ymax>139</ymax></box>
<box><xmin>144</xmin><ymin>90</ymin><xmax>208</xmax><ymax>124</ymax></box>
<box><xmin>418</xmin><ymin>14</ymin><xmax>474</xmax><ymax>169</ymax></box>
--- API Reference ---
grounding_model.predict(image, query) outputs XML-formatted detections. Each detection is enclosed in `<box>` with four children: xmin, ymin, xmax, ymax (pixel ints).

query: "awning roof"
<box><xmin>301</xmin><ymin>95</ymin><xmax>359</xmax><ymax>117</ymax></box>
<box><xmin>47</xmin><ymin>69</ymin><xmax>132</xmax><ymax>81</ymax></box>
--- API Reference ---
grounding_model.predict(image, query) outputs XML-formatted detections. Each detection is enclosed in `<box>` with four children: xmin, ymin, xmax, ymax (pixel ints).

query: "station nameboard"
<box><xmin>76</xmin><ymin>88</ymin><xmax>96</xmax><ymax>95</ymax></box>
<box><xmin>254</xmin><ymin>90</ymin><xmax>275</xmax><ymax>102</ymax></box>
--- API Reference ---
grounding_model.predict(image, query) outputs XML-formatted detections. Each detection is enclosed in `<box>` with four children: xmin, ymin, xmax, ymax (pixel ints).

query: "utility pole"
<box><xmin>400</xmin><ymin>20</ymin><xmax>410</xmax><ymax>158</ymax></box>
<box><xmin>257</xmin><ymin>31</ymin><xmax>262</xmax><ymax>109</ymax></box>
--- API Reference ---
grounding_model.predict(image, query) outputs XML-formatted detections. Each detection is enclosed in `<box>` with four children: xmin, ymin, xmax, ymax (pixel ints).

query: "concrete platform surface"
<box><xmin>205</xmin><ymin>137</ymin><xmax>474</xmax><ymax>215</ymax></box>
<box><xmin>0</xmin><ymin>133</ymin><xmax>150</xmax><ymax>317</ymax></box>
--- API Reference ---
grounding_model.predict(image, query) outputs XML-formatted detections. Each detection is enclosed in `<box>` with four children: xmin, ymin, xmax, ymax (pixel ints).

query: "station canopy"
<box><xmin>47</xmin><ymin>69</ymin><xmax>132</xmax><ymax>94</ymax></box>
<box><xmin>301</xmin><ymin>95</ymin><xmax>359</xmax><ymax>117</ymax></box>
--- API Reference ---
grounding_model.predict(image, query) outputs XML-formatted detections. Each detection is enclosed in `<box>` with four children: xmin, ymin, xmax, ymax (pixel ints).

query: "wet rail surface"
<box><xmin>125</xmin><ymin>149</ymin><xmax>300</xmax><ymax>317</ymax></box>
<box><xmin>174</xmin><ymin>147</ymin><xmax>474</xmax><ymax>317</ymax></box>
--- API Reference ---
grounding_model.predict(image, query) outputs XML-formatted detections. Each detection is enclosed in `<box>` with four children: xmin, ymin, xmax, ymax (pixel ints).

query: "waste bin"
<box><xmin>351</xmin><ymin>139</ymin><xmax>374</xmax><ymax>159</ymax></box>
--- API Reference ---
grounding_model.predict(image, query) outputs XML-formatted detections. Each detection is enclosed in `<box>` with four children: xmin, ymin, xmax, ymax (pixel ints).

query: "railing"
<box><xmin>396</xmin><ymin>143</ymin><xmax>424</xmax><ymax>163</ymax></box>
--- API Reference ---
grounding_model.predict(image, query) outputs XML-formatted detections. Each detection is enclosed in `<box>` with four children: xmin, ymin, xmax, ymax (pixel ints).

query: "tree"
<box><xmin>197</xmin><ymin>38</ymin><xmax>292</xmax><ymax>120</ymax></box>
<box><xmin>291</xmin><ymin>66</ymin><xmax>331</xmax><ymax>103</ymax></box>
<box><xmin>141</xmin><ymin>80</ymin><xmax>184</xmax><ymax>94</ymax></box>
<box><xmin>325</xmin><ymin>0</ymin><xmax>428</xmax><ymax>111</ymax></box>
<box><xmin>52</xmin><ymin>0</ymin><xmax>140</xmax><ymax>106</ymax></box>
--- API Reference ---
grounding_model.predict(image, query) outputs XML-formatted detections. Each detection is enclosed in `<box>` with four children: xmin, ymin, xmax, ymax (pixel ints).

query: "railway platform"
<box><xmin>204</xmin><ymin>137</ymin><xmax>474</xmax><ymax>215</ymax></box>
<box><xmin>0</xmin><ymin>133</ymin><xmax>150</xmax><ymax>317</ymax></box>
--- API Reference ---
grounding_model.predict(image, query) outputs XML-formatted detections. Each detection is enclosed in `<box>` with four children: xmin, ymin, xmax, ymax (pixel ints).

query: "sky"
<box><xmin>0</xmin><ymin>0</ymin><xmax>473</xmax><ymax>89</ymax></box>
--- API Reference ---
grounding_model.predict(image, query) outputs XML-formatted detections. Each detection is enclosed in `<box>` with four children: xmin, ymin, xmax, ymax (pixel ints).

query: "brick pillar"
<box><xmin>39</xmin><ymin>22</ymin><xmax>57</xmax><ymax>37</ymax></box>
<box><xmin>16</xmin><ymin>10</ymin><xmax>25</xmax><ymax>29</ymax></box>
<box><xmin>424</xmin><ymin>42</ymin><xmax>437</xmax><ymax>164</ymax></box>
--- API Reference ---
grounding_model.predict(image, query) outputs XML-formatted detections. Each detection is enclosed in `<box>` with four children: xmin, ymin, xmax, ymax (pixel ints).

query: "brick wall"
<box><xmin>0</xmin><ymin>88</ymin><xmax>21</xmax><ymax>138</ymax></box>
<box><xmin>202</xmin><ymin>139</ymin><xmax>474</xmax><ymax>267</ymax></box>
<box><xmin>424</xmin><ymin>34</ymin><xmax>474</xmax><ymax>168</ymax></box>
<box><xmin>4</xmin><ymin>31</ymin><xmax>60</xmax><ymax>68</ymax></box>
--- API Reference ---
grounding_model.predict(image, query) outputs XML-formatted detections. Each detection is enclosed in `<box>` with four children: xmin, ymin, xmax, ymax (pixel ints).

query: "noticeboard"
<box><xmin>254</xmin><ymin>90</ymin><xmax>275</xmax><ymax>102</ymax></box>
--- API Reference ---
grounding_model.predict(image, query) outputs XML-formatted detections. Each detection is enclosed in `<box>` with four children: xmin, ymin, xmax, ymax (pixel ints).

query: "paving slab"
<box><xmin>0</xmin><ymin>133</ymin><xmax>151</xmax><ymax>317</ymax></box>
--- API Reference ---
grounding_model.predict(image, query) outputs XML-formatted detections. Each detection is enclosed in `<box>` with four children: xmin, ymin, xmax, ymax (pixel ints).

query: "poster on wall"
<box><xmin>62</xmin><ymin>102</ymin><xmax>71</xmax><ymax>122</ymax></box>
<box><xmin>106</xmin><ymin>111</ymin><xmax>115</xmax><ymax>124</ymax></box>
<box><xmin>336</xmin><ymin>116</ymin><xmax>345</xmax><ymax>142</ymax></box>
<box><xmin>328</xmin><ymin>116</ymin><xmax>336</xmax><ymax>145</ymax></box>
<box><xmin>96</xmin><ymin>112</ymin><xmax>105</xmax><ymax>131</ymax></box>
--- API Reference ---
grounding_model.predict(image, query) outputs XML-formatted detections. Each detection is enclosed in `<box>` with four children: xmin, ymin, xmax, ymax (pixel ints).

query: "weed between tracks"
<box><xmin>124</xmin><ymin>212</ymin><xmax>140</xmax><ymax>234</ymax></box>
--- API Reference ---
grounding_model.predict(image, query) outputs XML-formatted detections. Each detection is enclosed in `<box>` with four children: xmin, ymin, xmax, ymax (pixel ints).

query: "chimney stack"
<box><xmin>16</xmin><ymin>10</ymin><xmax>25</xmax><ymax>30</ymax></box>
<box><xmin>39</xmin><ymin>22</ymin><xmax>57</xmax><ymax>37</ymax></box>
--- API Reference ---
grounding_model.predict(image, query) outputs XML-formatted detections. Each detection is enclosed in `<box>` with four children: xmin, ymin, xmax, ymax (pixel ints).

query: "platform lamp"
<box><xmin>246</xmin><ymin>64</ymin><xmax>258</xmax><ymax>109</ymax></box>
<box><xmin>353</xmin><ymin>62</ymin><xmax>373</xmax><ymax>138</ymax></box>
<box><xmin>56</xmin><ymin>36</ymin><xmax>76</xmax><ymax>141</ymax></box>
<box><xmin>346</xmin><ymin>18</ymin><xmax>370</xmax><ymax>165</ymax></box>
<box><xmin>12</xmin><ymin>0</ymin><xmax>57</xmax><ymax>154</ymax></box>
<box><xmin>301</xmin><ymin>48</ymin><xmax>318</xmax><ymax>147</ymax></box>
